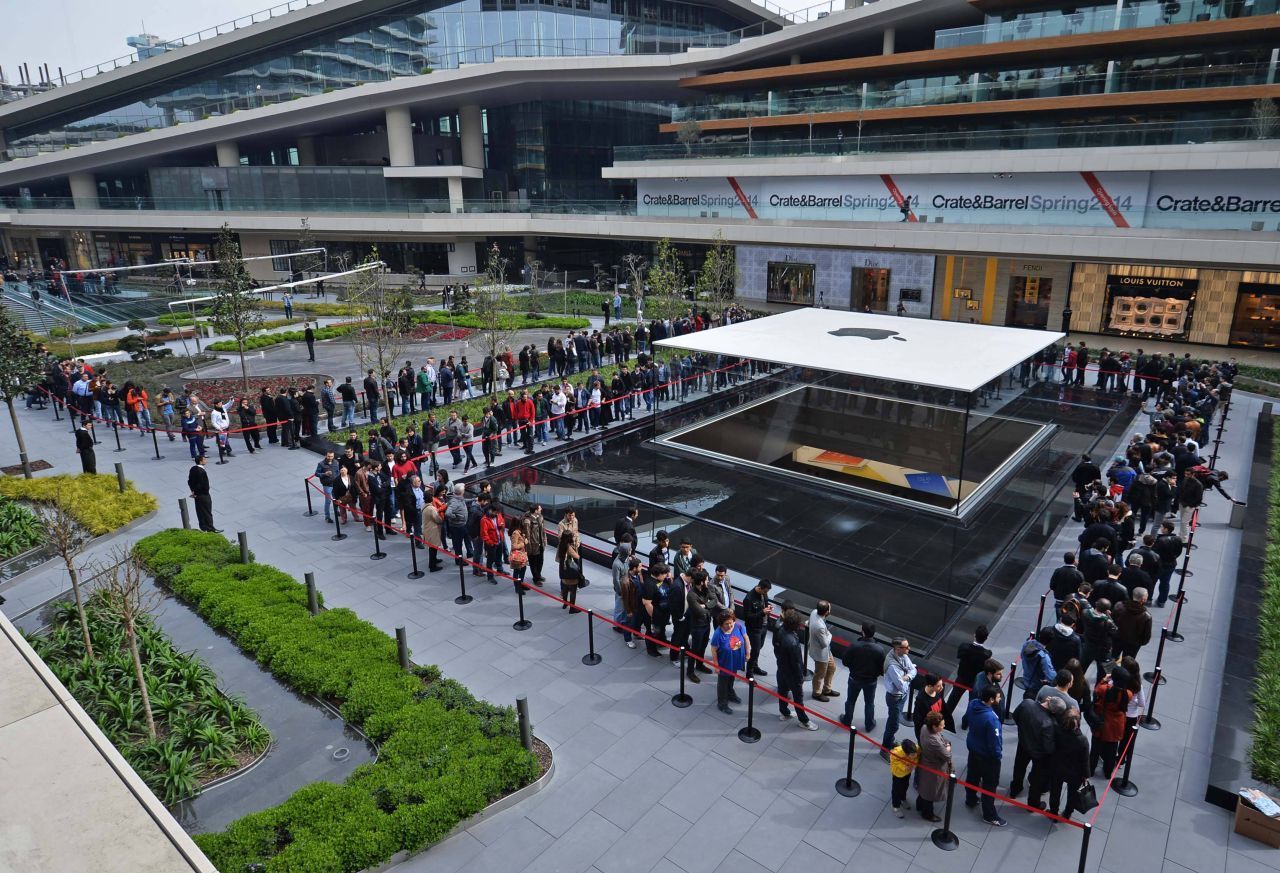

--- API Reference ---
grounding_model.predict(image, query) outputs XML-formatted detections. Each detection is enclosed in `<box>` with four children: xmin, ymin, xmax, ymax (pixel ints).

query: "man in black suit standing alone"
<box><xmin>188</xmin><ymin>454</ymin><xmax>220</xmax><ymax>532</ymax></box>
<box><xmin>75</xmin><ymin>420</ymin><xmax>96</xmax><ymax>474</ymax></box>
<box><xmin>304</xmin><ymin>321</ymin><xmax>316</xmax><ymax>362</ymax></box>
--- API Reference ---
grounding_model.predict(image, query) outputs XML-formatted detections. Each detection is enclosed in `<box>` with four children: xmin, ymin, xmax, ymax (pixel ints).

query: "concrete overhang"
<box><xmin>382</xmin><ymin>165</ymin><xmax>484</xmax><ymax>179</ymax></box>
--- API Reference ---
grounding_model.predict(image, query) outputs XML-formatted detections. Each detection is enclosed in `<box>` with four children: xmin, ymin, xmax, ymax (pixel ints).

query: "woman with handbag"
<box><xmin>509</xmin><ymin>516</ymin><xmax>530</xmax><ymax>596</ymax></box>
<box><xmin>526</xmin><ymin>505</ymin><xmax>547</xmax><ymax>587</ymax></box>
<box><xmin>915</xmin><ymin>711</ymin><xmax>951</xmax><ymax>822</ymax></box>
<box><xmin>557</xmin><ymin>531</ymin><xmax>583</xmax><ymax>609</ymax></box>
<box><xmin>1089</xmin><ymin>666</ymin><xmax>1133</xmax><ymax>777</ymax></box>
<box><xmin>1047</xmin><ymin>709</ymin><xmax>1093</xmax><ymax>820</ymax></box>
<box><xmin>422</xmin><ymin>485</ymin><xmax>446</xmax><ymax>572</ymax></box>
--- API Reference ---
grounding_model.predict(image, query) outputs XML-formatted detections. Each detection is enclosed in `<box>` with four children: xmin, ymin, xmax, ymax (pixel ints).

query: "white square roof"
<box><xmin>654</xmin><ymin>309</ymin><xmax>1064</xmax><ymax>394</ymax></box>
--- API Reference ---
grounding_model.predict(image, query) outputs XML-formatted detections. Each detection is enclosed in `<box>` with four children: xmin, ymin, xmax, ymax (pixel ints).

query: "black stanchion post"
<box><xmin>396</xmin><ymin>626</ymin><xmax>410</xmax><ymax>671</ymax></box>
<box><xmin>305</xmin><ymin>572</ymin><xmax>319</xmax><ymax>615</ymax></box>
<box><xmin>835</xmin><ymin>728</ymin><xmax>862</xmax><ymax>796</ymax></box>
<box><xmin>331</xmin><ymin>508</ymin><xmax>347</xmax><ymax>541</ymax></box>
<box><xmin>238</xmin><ymin>531</ymin><xmax>249</xmax><ymax>564</ymax></box>
<box><xmin>1078</xmin><ymin>822</ymin><xmax>1093</xmax><ymax>873</ymax></box>
<box><xmin>1035</xmin><ymin>592</ymin><xmax>1047</xmax><ymax>636</ymax></box>
<box><xmin>178</xmin><ymin>498</ymin><xmax>191</xmax><ymax>530</ymax></box>
<box><xmin>90</xmin><ymin>419</ymin><xmax>99</xmax><ymax>443</ymax></box>
<box><xmin>582</xmin><ymin>609</ymin><xmax>602</xmax><ymax>666</ymax></box>
<box><xmin>151</xmin><ymin>427</ymin><xmax>164</xmax><ymax>460</ymax></box>
<box><xmin>52</xmin><ymin>397</ymin><xmax>61</xmax><ymax>421</ymax></box>
<box><xmin>370</xmin><ymin>520</ymin><xmax>385</xmax><ymax>560</ymax></box>
<box><xmin>304</xmin><ymin>482</ymin><xmax>317</xmax><ymax>517</ymax></box>
<box><xmin>512</xmin><ymin>582</ymin><xmax>532</xmax><ymax>631</ymax></box>
<box><xmin>931</xmin><ymin>771</ymin><xmax>960</xmax><ymax>850</ymax></box>
<box><xmin>516</xmin><ymin>695</ymin><xmax>533</xmax><ymax>752</ymax></box>
<box><xmin>671</xmin><ymin>648</ymin><xmax>693</xmax><ymax>708</ymax></box>
<box><xmin>114</xmin><ymin>462</ymin><xmax>126</xmax><ymax>494</ymax></box>
<box><xmin>112</xmin><ymin>421</ymin><xmax>126</xmax><ymax>453</ymax></box>
<box><xmin>1168</xmin><ymin>558</ymin><xmax>1191</xmax><ymax>643</ymax></box>
<box><xmin>407</xmin><ymin>534</ymin><xmax>424</xmax><ymax>579</ymax></box>
<box><xmin>1002</xmin><ymin>661</ymin><xmax>1019</xmax><ymax>724</ymax></box>
<box><xmin>1139</xmin><ymin>667</ymin><xmax>1162</xmax><ymax>730</ymax></box>
<box><xmin>455</xmin><ymin>562</ymin><xmax>472</xmax><ymax>605</ymax></box>
<box><xmin>738</xmin><ymin>676</ymin><xmax>762</xmax><ymax>744</ymax></box>
<box><xmin>1143</xmin><ymin>627</ymin><xmax>1169</xmax><ymax>685</ymax></box>
<box><xmin>802</xmin><ymin>625</ymin><xmax>813</xmax><ymax>679</ymax></box>
<box><xmin>1113</xmin><ymin>723</ymin><xmax>1139</xmax><ymax>797</ymax></box>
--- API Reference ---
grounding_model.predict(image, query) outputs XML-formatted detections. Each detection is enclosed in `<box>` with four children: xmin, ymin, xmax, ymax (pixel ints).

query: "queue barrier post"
<box><xmin>238</xmin><ymin>531</ymin><xmax>249</xmax><ymax>564</ymax></box>
<box><xmin>305</xmin><ymin>572</ymin><xmax>320</xmax><ymax>616</ymax></box>
<box><xmin>52</xmin><ymin>397</ymin><xmax>61</xmax><ymax>421</ymax></box>
<box><xmin>802</xmin><ymin>625</ymin><xmax>813</xmax><ymax>679</ymax></box>
<box><xmin>513</xmin><ymin>579</ymin><xmax>532</xmax><ymax>630</ymax></box>
<box><xmin>1078</xmin><ymin>822</ymin><xmax>1093</xmax><ymax>873</ymax></box>
<box><xmin>582</xmin><ymin>609</ymin><xmax>602</xmax><ymax>666</ymax></box>
<box><xmin>1168</xmin><ymin>587</ymin><xmax>1188</xmax><ymax>644</ymax></box>
<box><xmin>114</xmin><ymin>462</ymin><xmax>126</xmax><ymax>494</ymax></box>
<box><xmin>455</xmin><ymin>562</ymin><xmax>473</xmax><ymax>605</ymax></box>
<box><xmin>738</xmin><ymin>676</ymin><xmax>762</xmax><ymax>744</ymax></box>
<box><xmin>516</xmin><ymin>695</ymin><xmax>533</xmax><ymax>753</ymax></box>
<box><xmin>396</xmin><ymin>626</ymin><xmax>410</xmax><ymax>672</ymax></box>
<box><xmin>370</xmin><ymin>517</ymin><xmax>386</xmax><ymax>560</ymax></box>
<box><xmin>407</xmin><ymin>534</ymin><xmax>424</xmax><ymax>579</ymax></box>
<box><xmin>178</xmin><ymin>498</ymin><xmax>191</xmax><ymax>530</ymax></box>
<box><xmin>91</xmin><ymin>419</ymin><xmax>100</xmax><ymax>443</ymax></box>
<box><xmin>930</xmin><ymin>771</ymin><xmax>960</xmax><ymax>850</ymax></box>
<box><xmin>1002</xmin><ymin>660</ymin><xmax>1019</xmax><ymax>725</ymax></box>
<box><xmin>304</xmin><ymin>482</ymin><xmax>317</xmax><ymax>517</ymax></box>
<box><xmin>1113</xmin><ymin>723</ymin><xmax>1139</xmax><ymax>797</ymax></box>
<box><xmin>331</xmin><ymin>508</ymin><xmax>347</xmax><ymax>542</ymax></box>
<box><xmin>112</xmin><ymin>421</ymin><xmax>126</xmax><ymax>453</ymax></box>
<box><xmin>834</xmin><ymin>727</ymin><xmax>862</xmax><ymax>797</ymax></box>
<box><xmin>1139</xmin><ymin>667</ymin><xmax>1163</xmax><ymax>731</ymax></box>
<box><xmin>1143</xmin><ymin>627</ymin><xmax>1169</xmax><ymax>685</ymax></box>
<box><xmin>151</xmin><ymin>427</ymin><xmax>164</xmax><ymax>460</ymax></box>
<box><xmin>671</xmin><ymin>648</ymin><xmax>693</xmax><ymax>708</ymax></box>
<box><xmin>1035</xmin><ymin>592</ymin><xmax>1047</xmax><ymax>637</ymax></box>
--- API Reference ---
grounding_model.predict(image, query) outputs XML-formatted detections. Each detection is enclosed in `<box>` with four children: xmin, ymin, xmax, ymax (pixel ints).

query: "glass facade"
<box><xmin>4</xmin><ymin>0</ymin><xmax>759</xmax><ymax>158</ymax></box>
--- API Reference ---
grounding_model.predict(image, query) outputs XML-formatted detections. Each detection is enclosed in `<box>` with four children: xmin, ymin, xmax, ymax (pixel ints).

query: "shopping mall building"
<box><xmin>0</xmin><ymin>0</ymin><xmax>1278</xmax><ymax>347</ymax></box>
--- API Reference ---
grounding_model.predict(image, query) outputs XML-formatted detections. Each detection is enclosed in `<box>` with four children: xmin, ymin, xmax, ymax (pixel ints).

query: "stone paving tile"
<box><xmin>664</xmin><ymin>803</ymin><xmax>759</xmax><ymax>873</ymax></box>
<box><xmin>595</xmin><ymin>804</ymin><xmax>693</xmax><ymax>873</ymax></box>
<box><xmin>523</xmin><ymin>811</ymin><xmax>624</xmax><ymax>873</ymax></box>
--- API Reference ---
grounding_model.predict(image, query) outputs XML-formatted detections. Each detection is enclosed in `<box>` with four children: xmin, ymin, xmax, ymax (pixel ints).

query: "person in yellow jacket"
<box><xmin>889</xmin><ymin>738</ymin><xmax>920</xmax><ymax>818</ymax></box>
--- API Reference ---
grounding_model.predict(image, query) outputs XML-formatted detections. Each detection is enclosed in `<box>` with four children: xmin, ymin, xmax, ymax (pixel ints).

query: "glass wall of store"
<box><xmin>1230</xmin><ymin>276</ymin><xmax>1280</xmax><ymax>349</ymax></box>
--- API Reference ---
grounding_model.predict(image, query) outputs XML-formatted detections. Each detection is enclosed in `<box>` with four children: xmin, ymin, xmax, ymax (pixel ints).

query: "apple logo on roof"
<box><xmin>828</xmin><ymin>327</ymin><xmax>908</xmax><ymax>342</ymax></box>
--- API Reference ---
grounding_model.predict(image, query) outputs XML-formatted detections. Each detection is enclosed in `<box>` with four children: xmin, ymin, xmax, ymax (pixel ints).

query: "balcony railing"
<box><xmin>671</xmin><ymin>63</ymin><xmax>1275</xmax><ymax>124</ymax></box>
<box><xmin>617</xmin><ymin>118</ymin><xmax>1269</xmax><ymax>160</ymax></box>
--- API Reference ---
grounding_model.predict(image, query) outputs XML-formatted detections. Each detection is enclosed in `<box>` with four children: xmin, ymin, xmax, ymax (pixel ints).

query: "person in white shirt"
<box><xmin>208</xmin><ymin>399</ymin><xmax>235</xmax><ymax>460</ymax></box>
<box><xmin>550</xmin><ymin>388</ymin><xmax>568</xmax><ymax>440</ymax></box>
<box><xmin>808</xmin><ymin>601</ymin><xmax>838</xmax><ymax>701</ymax></box>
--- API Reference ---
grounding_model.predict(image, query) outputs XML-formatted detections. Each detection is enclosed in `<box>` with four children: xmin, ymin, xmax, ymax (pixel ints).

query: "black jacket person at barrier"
<box><xmin>742</xmin><ymin>580</ymin><xmax>774</xmax><ymax>676</ymax></box>
<box><xmin>187</xmin><ymin>455</ymin><xmax>219</xmax><ymax>532</ymax></box>
<box><xmin>259</xmin><ymin>389</ymin><xmax>278</xmax><ymax>444</ymax></box>
<box><xmin>75</xmin><ymin>421</ymin><xmax>96</xmax><ymax>474</ymax></box>
<box><xmin>1010</xmin><ymin>695</ymin><xmax>1062</xmax><ymax>809</ymax></box>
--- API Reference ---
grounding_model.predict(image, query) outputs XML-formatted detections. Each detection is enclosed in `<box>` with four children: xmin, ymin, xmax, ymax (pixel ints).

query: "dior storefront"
<box><xmin>734</xmin><ymin>245</ymin><xmax>937</xmax><ymax>316</ymax></box>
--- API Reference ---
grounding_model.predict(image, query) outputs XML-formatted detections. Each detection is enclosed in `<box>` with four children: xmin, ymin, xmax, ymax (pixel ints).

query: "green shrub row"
<box><xmin>132</xmin><ymin>530</ymin><xmax>538</xmax><ymax>872</ymax></box>
<box><xmin>1252</xmin><ymin>421</ymin><xmax>1280</xmax><ymax>784</ymax></box>
<box><xmin>411</xmin><ymin>310</ymin><xmax>590</xmax><ymax>331</ymax></box>
<box><xmin>206</xmin><ymin>325</ymin><xmax>357</xmax><ymax>353</ymax></box>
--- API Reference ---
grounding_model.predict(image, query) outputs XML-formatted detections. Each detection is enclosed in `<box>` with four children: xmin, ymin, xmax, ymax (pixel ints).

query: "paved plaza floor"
<box><xmin>0</xmin><ymin>337</ymin><xmax>1274</xmax><ymax>873</ymax></box>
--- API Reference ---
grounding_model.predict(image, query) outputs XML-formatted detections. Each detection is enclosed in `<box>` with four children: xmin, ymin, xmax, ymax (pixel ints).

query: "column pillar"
<box><xmin>882</xmin><ymin>27</ymin><xmax>895</xmax><ymax>55</ymax></box>
<box><xmin>385</xmin><ymin>106</ymin><xmax>415</xmax><ymax>167</ymax></box>
<box><xmin>447</xmin><ymin>176</ymin><xmax>465</xmax><ymax>214</ymax></box>
<box><xmin>215</xmin><ymin>140</ymin><xmax>240</xmax><ymax>167</ymax></box>
<box><xmin>459</xmin><ymin>104</ymin><xmax>484</xmax><ymax>169</ymax></box>
<box><xmin>68</xmin><ymin>172</ymin><xmax>98</xmax><ymax>210</ymax></box>
<box><xmin>296</xmin><ymin>136</ymin><xmax>316</xmax><ymax>166</ymax></box>
<box><xmin>448</xmin><ymin>238</ymin><xmax>479</xmax><ymax>276</ymax></box>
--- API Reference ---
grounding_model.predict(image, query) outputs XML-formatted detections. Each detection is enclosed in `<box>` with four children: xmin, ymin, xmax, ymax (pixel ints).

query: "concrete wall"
<box><xmin>736</xmin><ymin>243</ymin><xmax>935</xmax><ymax>314</ymax></box>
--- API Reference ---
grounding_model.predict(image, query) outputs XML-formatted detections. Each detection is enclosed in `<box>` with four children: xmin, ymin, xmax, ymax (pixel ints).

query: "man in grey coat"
<box><xmin>611</xmin><ymin>542</ymin><xmax>632</xmax><ymax>630</ymax></box>
<box><xmin>809</xmin><ymin>601</ymin><xmax>839</xmax><ymax>702</ymax></box>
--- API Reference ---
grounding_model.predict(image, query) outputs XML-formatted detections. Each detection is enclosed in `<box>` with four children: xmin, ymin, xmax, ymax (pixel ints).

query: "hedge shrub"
<box><xmin>206</xmin><ymin>325</ymin><xmax>357</xmax><ymax>353</ymax></box>
<box><xmin>132</xmin><ymin>530</ymin><xmax>538</xmax><ymax>872</ymax></box>
<box><xmin>0</xmin><ymin>474</ymin><xmax>157</xmax><ymax>535</ymax></box>
<box><xmin>1252</xmin><ymin>421</ymin><xmax>1280</xmax><ymax>784</ymax></box>
<box><xmin>412</xmin><ymin>310</ymin><xmax>589</xmax><ymax>331</ymax></box>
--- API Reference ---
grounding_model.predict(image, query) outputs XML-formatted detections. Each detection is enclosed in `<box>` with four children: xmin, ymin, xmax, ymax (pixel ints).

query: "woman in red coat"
<box><xmin>1089</xmin><ymin>666</ymin><xmax>1133</xmax><ymax>777</ymax></box>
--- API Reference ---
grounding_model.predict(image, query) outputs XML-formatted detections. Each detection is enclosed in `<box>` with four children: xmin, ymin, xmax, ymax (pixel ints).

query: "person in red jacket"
<box><xmin>479</xmin><ymin>502</ymin><xmax>507</xmax><ymax>584</ymax></box>
<box><xmin>515</xmin><ymin>389</ymin><xmax>536</xmax><ymax>455</ymax></box>
<box><xmin>1089</xmin><ymin>665</ymin><xmax>1133</xmax><ymax>777</ymax></box>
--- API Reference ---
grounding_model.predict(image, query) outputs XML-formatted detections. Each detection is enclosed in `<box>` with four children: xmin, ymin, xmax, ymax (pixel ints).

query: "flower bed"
<box><xmin>205</xmin><ymin>324</ymin><xmax>358</xmax><ymax>353</ymax></box>
<box><xmin>133</xmin><ymin>530</ymin><xmax>539</xmax><ymax>872</ymax></box>
<box><xmin>407</xmin><ymin>323</ymin><xmax>474</xmax><ymax>342</ymax></box>
<box><xmin>26</xmin><ymin>593</ymin><xmax>271</xmax><ymax>805</ymax></box>
<box><xmin>0</xmin><ymin>474</ymin><xmax>157</xmax><ymax>536</ymax></box>
<box><xmin>182</xmin><ymin>374</ymin><xmax>329</xmax><ymax>401</ymax></box>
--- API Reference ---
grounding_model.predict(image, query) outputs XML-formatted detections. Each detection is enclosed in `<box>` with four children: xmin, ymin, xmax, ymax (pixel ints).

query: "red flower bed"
<box><xmin>183</xmin><ymin>374</ymin><xmax>326</xmax><ymax>402</ymax></box>
<box><xmin>409</xmin><ymin>323</ymin><xmax>474</xmax><ymax>342</ymax></box>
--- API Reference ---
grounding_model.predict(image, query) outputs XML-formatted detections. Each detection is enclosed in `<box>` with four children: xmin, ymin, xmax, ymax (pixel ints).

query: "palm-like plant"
<box><xmin>239</xmin><ymin>720</ymin><xmax>272</xmax><ymax>755</ymax></box>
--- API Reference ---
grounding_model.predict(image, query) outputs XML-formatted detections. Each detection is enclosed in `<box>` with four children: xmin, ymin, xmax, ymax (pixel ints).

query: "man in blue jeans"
<box><xmin>881</xmin><ymin>637</ymin><xmax>917</xmax><ymax>758</ymax></box>
<box><xmin>839</xmin><ymin>623</ymin><xmax>885</xmax><ymax>731</ymax></box>
<box><xmin>965</xmin><ymin>685</ymin><xmax>1007</xmax><ymax>827</ymax></box>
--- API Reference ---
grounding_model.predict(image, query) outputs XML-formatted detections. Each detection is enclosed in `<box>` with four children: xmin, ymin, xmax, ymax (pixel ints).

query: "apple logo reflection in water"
<box><xmin>828</xmin><ymin>328</ymin><xmax>908</xmax><ymax>342</ymax></box>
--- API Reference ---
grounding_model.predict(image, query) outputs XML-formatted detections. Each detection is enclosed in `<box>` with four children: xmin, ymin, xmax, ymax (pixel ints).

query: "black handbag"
<box><xmin>1075</xmin><ymin>782</ymin><xmax>1098</xmax><ymax>812</ymax></box>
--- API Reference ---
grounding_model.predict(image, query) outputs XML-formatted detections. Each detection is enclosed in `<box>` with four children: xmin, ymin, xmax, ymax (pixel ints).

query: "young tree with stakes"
<box><xmin>95</xmin><ymin>548</ymin><xmax>161</xmax><ymax>741</ymax></box>
<box><xmin>645</xmin><ymin>238</ymin><xmax>687</xmax><ymax>321</ymax></box>
<box><xmin>295</xmin><ymin>218</ymin><xmax>324</xmax><ymax>279</ymax></box>
<box><xmin>347</xmin><ymin>250</ymin><xmax>413</xmax><ymax>382</ymax></box>
<box><xmin>0</xmin><ymin>306</ymin><xmax>49</xmax><ymax>478</ymax></box>
<box><xmin>471</xmin><ymin>243</ymin><xmax>521</xmax><ymax>359</ymax></box>
<box><xmin>38</xmin><ymin>493</ymin><xmax>93</xmax><ymax>659</ymax></box>
<box><xmin>695</xmin><ymin>231</ymin><xmax>738</xmax><ymax>307</ymax></box>
<box><xmin>209</xmin><ymin>224</ymin><xmax>264</xmax><ymax>394</ymax></box>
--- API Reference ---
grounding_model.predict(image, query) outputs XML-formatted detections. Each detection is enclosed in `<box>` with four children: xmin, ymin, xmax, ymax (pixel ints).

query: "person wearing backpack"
<box><xmin>1151</xmin><ymin>521</ymin><xmax>1184</xmax><ymax>607</ymax></box>
<box><xmin>444</xmin><ymin>483</ymin><xmax>470</xmax><ymax>566</ymax></box>
<box><xmin>1020</xmin><ymin>629</ymin><xmax>1056</xmax><ymax>700</ymax></box>
<box><xmin>1128</xmin><ymin>470</ymin><xmax>1158</xmax><ymax>535</ymax></box>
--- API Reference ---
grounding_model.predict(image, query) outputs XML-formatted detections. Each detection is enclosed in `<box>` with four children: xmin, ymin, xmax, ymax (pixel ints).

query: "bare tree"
<box><xmin>95</xmin><ymin>548</ymin><xmax>160</xmax><ymax>741</ymax></box>
<box><xmin>621</xmin><ymin>253</ymin><xmax>646</xmax><ymax>302</ymax></box>
<box><xmin>676</xmin><ymin>118</ymin><xmax>702</xmax><ymax>155</ymax></box>
<box><xmin>695</xmin><ymin>231</ymin><xmax>738</xmax><ymax>306</ymax></box>
<box><xmin>471</xmin><ymin>243</ymin><xmax>521</xmax><ymax>359</ymax></box>
<box><xmin>209</xmin><ymin>224</ymin><xmax>264</xmax><ymax>394</ymax></box>
<box><xmin>346</xmin><ymin>250</ymin><xmax>413</xmax><ymax>383</ymax></box>
<box><xmin>645</xmin><ymin>238</ymin><xmax>688</xmax><ymax>321</ymax></box>
<box><xmin>294</xmin><ymin>218</ymin><xmax>324</xmax><ymax>278</ymax></box>
<box><xmin>1251</xmin><ymin>98</ymin><xmax>1279</xmax><ymax>140</ymax></box>
<box><xmin>38</xmin><ymin>494</ymin><xmax>92</xmax><ymax>658</ymax></box>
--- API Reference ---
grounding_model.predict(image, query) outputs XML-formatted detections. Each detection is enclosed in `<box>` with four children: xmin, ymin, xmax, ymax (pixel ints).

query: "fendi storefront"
<box><xmin>1069</xmin><ymin>264</ymin><xmax>1280</xmax><ymax>349</ymax></box>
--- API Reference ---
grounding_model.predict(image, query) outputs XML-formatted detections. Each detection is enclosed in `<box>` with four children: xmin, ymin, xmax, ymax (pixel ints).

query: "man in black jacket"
<box><xmin>1091</xmin><ymin>564</ymin><xmax>1129</xmax><ymax>609</ymax></box>
<box><xmin>1009</xmin><ymin>695</ymin><xmax>1065</xmax><ymax>806</ymax></box>
<box><xmin>304</xmin><ymin>322</ymin><xmax>316</xmax><ymax>362</ymax></box>
<box><xmin>614</xmin><ymin>506</ymin><xmax>639</xmax><ymax>545</ymax></box>
<box><xmin>1071</xmin><ymin>454</ymin><xmax>1101</xmax><ymax>496</ymax></box>
<box><xmin>74</xmin><ymin>420</ymin><xmax>96</xmax><ymax>474</ymax></box>
<box><xmin>840</xmin><ymin>623</ymin><xmax>886</xmax><ymax>731</ymax></box>
<box><xmin>363</xmin><ymin>370</ymin><xmax>380</xmax><ymax>422</ymax></box>
<box><xmin>741</xmin><ymin>579</ymin><xmax>773</xmax><ymax>676</ymax></box>
<box><xmin>648</xmin><ymin>529</ymin><xmax>671</xmax><ymax>573</ymax></box>
<box><xmin>1049</xmin><ymin>553</ymin><xmax>1085</xmax><ymax>608</ymax></box>
<box><xmin>187</xmin><ymin>454</ymin><xmax>219</xmax><ymax>532</ymax></box>
<box><xmin>1152</xmin><ymin>521</ymin><xmax>1184</xmax><ymax>606</ymax></box>
<box><xmin>259</xmin><ymin>388</ymin><xmax>279</xmax><ymax>444</ymax></box>
<box><xmin>945</xmin><ymin>624</ymin><xmax>992</xmax><ymax>719</ymax></box>
<box><xmin>640</xmin><ymin>563</ymin><xmax>674</xmax><ymax>657</ymax></box>
<box><xmin>276</xmin><ymin>388</ymin><xmax>296</xmax><ymax>449</ymax></box>
<box><xmin>1077</xmin><ymin>539</ymin><xmax>1112</xmax><ymax>584</ymax></box>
